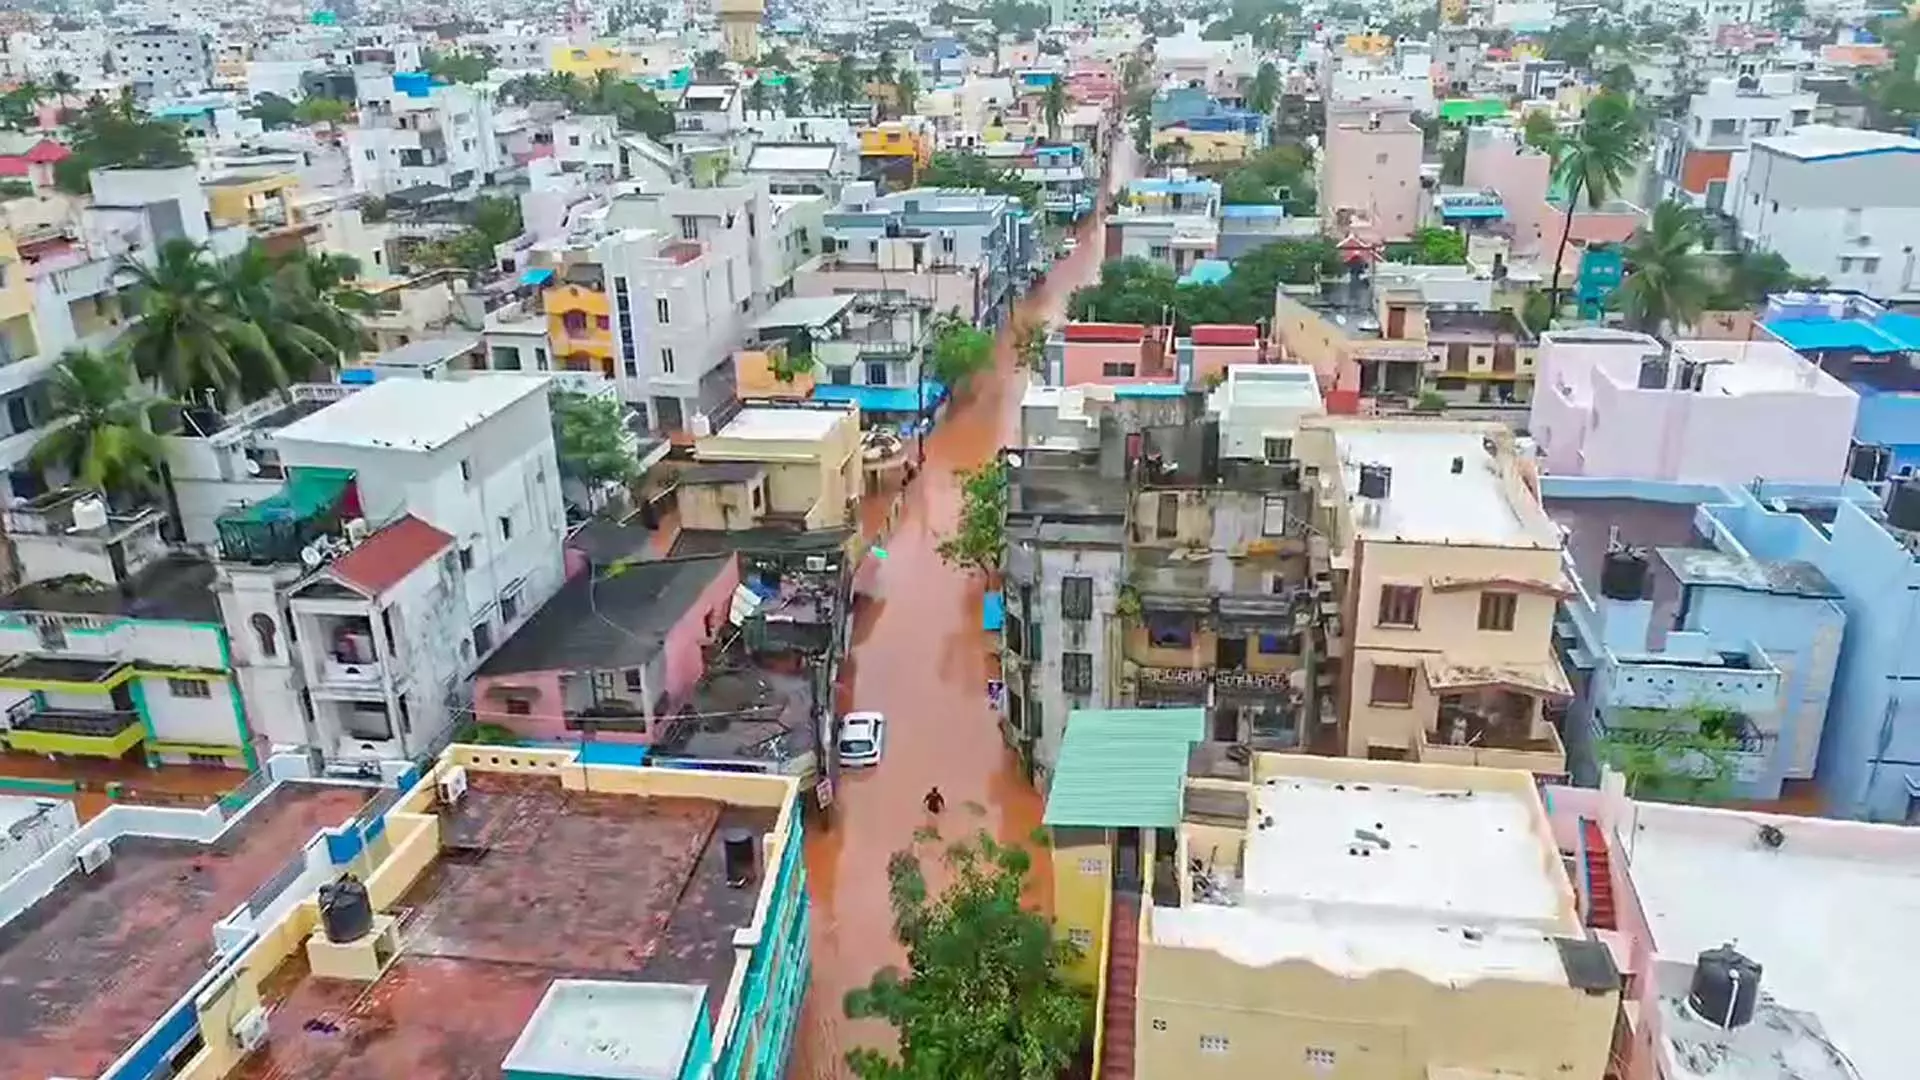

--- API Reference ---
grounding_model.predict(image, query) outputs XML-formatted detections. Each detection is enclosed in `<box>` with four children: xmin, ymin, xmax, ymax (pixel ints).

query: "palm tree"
<box><xmin>1618</xmin><ymin>201</ymin><xmax>1713</xmax><ymax>337</ymax></box>
<box><xmin>744</xmin><ymin>77</ymin><xmax>771</xmax><ymax>118</ymax></box>
<box><xmin>873</xmin><ymin>50</ymin><xmax>897</xmax><ymax>89</ymax></box>
<box><xmin>693</xmin><ymin>49</ymin><xmax>728</xmax><ymax>80</ymax></box>
<box><xmin>783</xmin><ymin>75</ymin><xmax>808</xmax><ymax>116</ymax></box>
<box><xmin>118</xmin><ymin>239</ymin><xmax>274</xmax><ymax>406</ymax></box>
<box><xmin>213</xmin><ymin>244</ymin><xmax>361</xmax><ymax>397</ymax></box>
<box><xmin>810</xmin><ymin>62</ymin><xmax>840</xmax><ymax>110</ymax></box>
<box><xmin>894</xmin><ymin>67</ymin><xmax>920</xmax><ymax>119</ymax></box>
<box><xmin>1547</xmin><ymin>91</ymin><xmax>1645</xmax><ymax>319</ymax></box>
<box><xmin>835</xmin><ymin>55</ymin><xmax>862</xmax><ymax>109</ymax></box>
<box><xmin>1042</xmin><ymin>78</ymin><xmax>1068</xmax><ymax>140</ymax></box>
<box><xmin>31</xmin><ymin>349</ymin><xmax>166</xmax><ymax>500</ymax></box>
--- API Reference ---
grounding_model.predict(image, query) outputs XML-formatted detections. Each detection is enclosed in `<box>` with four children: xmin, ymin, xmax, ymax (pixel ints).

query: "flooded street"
<box><xmin>790</xmin><ymin>138</ymin><xmax>1139</xmax><ymax>1078</ymax></box>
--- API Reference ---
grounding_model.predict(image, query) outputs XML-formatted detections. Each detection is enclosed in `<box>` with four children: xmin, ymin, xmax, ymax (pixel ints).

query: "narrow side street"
<box><xmin>788</xmin><ymin>140</ymin><xmax>1139</xmax><ymax>1078</ymax></box>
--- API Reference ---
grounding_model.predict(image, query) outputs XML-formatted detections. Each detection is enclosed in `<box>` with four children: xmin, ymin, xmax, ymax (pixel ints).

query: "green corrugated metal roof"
<box><xmin>1043</xmin><ymin>708</ymin><xmax>1206</xmax><ymax>829</ymax></box>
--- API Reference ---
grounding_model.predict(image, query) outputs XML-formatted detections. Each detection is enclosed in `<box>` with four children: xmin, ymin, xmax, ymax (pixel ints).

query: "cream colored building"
<box><xmin>1298</xmin><ymin>418</ymin><xmax>1569</xmax><ymax>775</ymax></box>
<box><xmin>1045</xmin><ymin>728</ymin><xmax>1621</xmax><ymax>1080</ymax></box>
<box><xmin>681</xmin><ymin>401</ymin><xmax>861</xmax><ymax>532</ymax></box>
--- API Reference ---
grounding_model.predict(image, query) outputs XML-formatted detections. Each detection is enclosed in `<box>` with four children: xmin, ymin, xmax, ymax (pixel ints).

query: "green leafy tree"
<box><xmin>921</xmin><ymin>151</ymin><xmax>1040</xmax><ymax>211</ymax></box>
<box><xmin>744</xmin><ymin>77</ymin><xmax>771</xmax><ymax>117</ymax></box>
<box><xmin>31</xmin><ymin>349</ymin><xmax>166</xmax><ymax>499</ymax></box>
<box><xmin>1619</xmin><ymin>200</ymin><xmax>1713</xmax><ymax>337</ymax></box>
<box><xmin>246</xmin><ymin>92</ymin><xmax>300</xmax><ymax>130</ymax></box>
<box><xmin>844</xmin><ymin>829</ymin><xmax>1089</xmax><ymax>1079</ymax></box>
<box><xmin>294</xmin><ymin>96</ymin><xmax>349</xmax><ymax>127</ymax></box>
<box><xmin>1041</xmin><ymin>78</ymin><xmax>1068</xmax><ymax>139</ymax></box>
<box><xmin>1386</xmin><ymin>225</ymin><xmax>1468</xmax><ymax>265</ymax></box>
<box><xmin>424</xmin><ymin>48</ymin><xmax>493</xmax><ymax>85</ymax></box>
<box><xmin>212</xmin><ymin>243</ymin><xmax>356</xmax><ymax>397</ymax></box>
<box><xmin>1601</xmin><ymin>64</ymin><xmax>1637</xmax><ymax>97</ymax></box>
<box><xmin>53</xmin><ymin>95</ymin><xmax>192</xmax><ymax>194</ymax></box>
<box><xmin>894</xmin><ymin>67</ymin><xmax>921</xmax><ymax>119</ymax></box>
<box><xmin>810</xmin><ymin>61</ymin><xmax>842</xmax><ymax>110</ymax></box>
<box><xmin>1217</xmin><ymin>145</ymin><xmax>1316</xmax><ymax>215</ymax></box>
<box><xmin>1595</xmin><ymin>704</ymin><xmax>1748</xmax><ymax>802</ymax></box>
<box><xmin>1521</xmin><ymin>109</ymin><xmax>1559</xmax><ymax>153</ymax></box>
<box><xmin>836</xmin><ymin>54</ymin><xmax>864</xmax><ymax>107</ymax></box>
<box><xmin>928</xmin><ymin>313</ymin><xmax>995</xmax><ymax>389</ymax></box>
<box><xmin>1711</xmin><ymin>250</ymin><xmax>1824</xmax><ymax>310</ymax></box>
<box><xmin>1548</xmin><ymin>91</ymin><xmax>1645</xmax><ymax>316</ymax></box>
<box><xmin>694</xmin><ymin>49</ymin><xmax>729</xmax><ymax>79</ymax></box>
<box><xmin>1439</xmin><ymin>132</ymin><xmax>1467</xmax><ymax>185</ymax></box>
<box><xmin>1521</xmin><ymin>290</ymin><xmax>1555</xmax><ymax>334</ymax></box>
<box><xmin>1247</xmin><ymin>61</ymin><xmax>1281</xmax><ymax>116</ymax></box>
<box><xmin>411</xmin><ymin>229</ymin><xmax>497</xmax><ymax>273</ymax></box>
<box><xmin>936</xmin><ymin>460</ymin><xmax>1009</xmax><ymax>576</ymax></box>
<box><xmin>0</xmin><ymin>82</ymin><xmax>42</xmax><ymax>131</ymax></box>
<box><xmin>472</xmin><ymin>194</ymin><xmax>524</xmax><ymax>245</ymax></box>
<box><xmin>782</xmin><ymin>75</ymin><xmax>809</xmax><ymax>116</ymax></box>
<box><xmin>551</xmin><ymin>389</ymin><xmax>638</xmax><ymax>507</ymax></box>
<box><xmin>0</xmin><ymin>179</ymin><xmax>33</xmax><ymax>199</ymax></box>
<box><xmin>1013</xmin><ymin>318</ymin><xmax>1049</xmax><ymax>374</ymax></box>
<box><xmin>768</xmin><ymin>328</ymin><xmax>816</xmax><ymax>383</ymax></box>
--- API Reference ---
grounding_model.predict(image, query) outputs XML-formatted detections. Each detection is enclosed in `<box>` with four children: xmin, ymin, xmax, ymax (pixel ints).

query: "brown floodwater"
<box><xmin>788</xmin><ymin>137</ymin><xmax>1140</xmax><ymax>1078</ymax></box>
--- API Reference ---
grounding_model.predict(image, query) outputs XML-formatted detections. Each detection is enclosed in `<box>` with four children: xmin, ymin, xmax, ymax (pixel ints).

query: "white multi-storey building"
<box><xmin>345</xmin><ymin>72</ymin><xmax>501</xmax><ymax>195</ymax></box>
<box><xmin>1734</xmin><ymin>126</ymin><xmax>1920</xmax><ymax>301</ymax></box>
<box><xmin>109</xmin><ymin>26</ymin><xmax>211</xmax><ymax>97</ymax></box>
<box><xmin>1654</xmin><ymin>71</ymin><xmax>1817</xmax><ymax>213</ymax></box>
<box><xmin>210</xmin><ymin>377</ymin><xmax>568</xmax><ymax>762</ymax></box>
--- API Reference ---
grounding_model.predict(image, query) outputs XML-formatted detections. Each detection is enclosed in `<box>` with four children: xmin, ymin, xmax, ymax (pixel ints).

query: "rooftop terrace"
<box><xmin>229</xmin><ymin>770</ymin><xmax>778</xmax><ymax>1080</ymax></box>
<box><xmin>0</xmin><ymin>781</ymin><xmax>377</xmax><ymax>1080</ymax></box>
<box><xmin>1330</xmin><ymin>424</ymin><xmax>1556</xmax><ymax>548</ymax></box>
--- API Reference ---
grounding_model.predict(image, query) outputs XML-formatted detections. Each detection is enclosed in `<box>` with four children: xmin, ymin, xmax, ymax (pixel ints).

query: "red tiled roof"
<box><xmin>0</xmin><ymin>157</ymin><xmax>28</xmax><ymax>178</ymax></box>
<box><xmin>1064</xmin><ymin>321</ymin><xmax>1147</xmax><ymax>343</ymax></box>
<box><xmin>327</xmin><ymin>515</ymin><xmax>453</xmax><ymax>596</ymax></box>
<box><xmin>23</xmin><ymin>139</ymin><xmax>68</xmax><ymax>163</ymax></box>
<box><xmin>1190</xmin><ymin>324</ymin><xmax>1258</xmax><ymax>347</ymax></box>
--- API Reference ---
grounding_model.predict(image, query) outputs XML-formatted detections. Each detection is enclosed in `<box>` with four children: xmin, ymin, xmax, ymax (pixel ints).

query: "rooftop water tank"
<box><xmin>1688</xmin><ymin>945</ymin><xmax>1762</xmax><ymax>1030</ymax></box>
<box><xmin>1599</xmin><ymin>548</ymin><xmax>1649</xmax><ymax>602</ymax></box>
<box><xmin>317</xmin><ymin>873</ymin><xmax>374</xmax><ymax>944</ymax></box>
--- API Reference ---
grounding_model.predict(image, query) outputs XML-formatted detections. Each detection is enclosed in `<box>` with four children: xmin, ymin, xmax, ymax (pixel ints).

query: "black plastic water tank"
<box><xmin>1888</xmin><ymin>478</ymin><xmax>1920</xmax><ymax>533</ymax></box>
<box><xmin>1599</xmin><ymin>548</ymin><xmax>1649</xmax><ymax>602</ymax></box>
<box><xmin>317</xmin><ymin>874</ymin><xmax>374</xmax><ymax>943</ymax></box>
<box><xmin>1848</xmin><ymin>442</ymin><xmax>1891</xmax><ymax>483</ymax></box>
<box><xmin>1688</xmin><ymin>945</ymin><xmax>1762</xmax><ymax>1029</ymax></box>
<box><xmin>1357</xmin><ymin>464</ymin><xmax>1392</xmax><ymax>500</ymax></box>
<box><xmin>722</xmin><ymin>829</ymin><xmax>758</xmax><ymax>888</ymax></box>
<box><xmin>1637</xmin><ymin>356</ymin><xmax>1668</xmax><ymax>389</ymax></box>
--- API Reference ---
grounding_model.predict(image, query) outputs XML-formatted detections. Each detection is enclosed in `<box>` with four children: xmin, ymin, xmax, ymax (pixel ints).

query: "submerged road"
<box><xmin>789</xmin><ymin>137</ymin><xmax>1141</xmax><ymax>1078</ymax></box>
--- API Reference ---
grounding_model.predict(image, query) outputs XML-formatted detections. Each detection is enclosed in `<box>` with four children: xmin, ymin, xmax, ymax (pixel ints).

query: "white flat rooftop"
<box><xmin>1154</xmin><ymin>775</ymin><xmax>1579</xmax><ymax>985</ymax></box>
<box><xmin>715</xmin><ymin>406</ymin><xmax>844</xmax><ymax>442</ymax></box>
<box><xmin>1628</xmin><ymin>803</ymin><xmax>1915</xmax><ymax>1080</ymax></box>
<box><xmin>1220</xmin><ymin>365</ymin><xmax>1323</xmax><ymax>408</ymax></box>
<box><xmin>501</xmin><ymin>980</ymin><xmax>702</xmax><ymax>1080</ymax></box>
<box><xmin>1753</xmin><ymin>124</ymin><xmax>1920</xmax><ymax>161</ymax></box>
<box><xmin>1335</xmin><ymin>426</ymin><xmax>1552</xmax><ymax>547</ymax></box>
<box><xmin>1674</xmin><ymin>339</ymin><xmax>1851</xmax><ymax>399</ymax></box>
<box><xmin>273</xmin><ymin>375</ymin><xmax>549</xmax><ymax>453</ymax></box>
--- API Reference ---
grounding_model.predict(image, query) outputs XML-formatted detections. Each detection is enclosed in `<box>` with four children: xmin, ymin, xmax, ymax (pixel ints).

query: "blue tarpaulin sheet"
<box><xmin>982</xmin><ymin>591</ymin><xmax>1004</xmax><ymax>632</ymax></box>
<box><xmin>519</xmin><ymin>267</ymin><xmax>556</xmax><ymax>287</ymax></box>
<box><xmin>811</xmin><ymin>381</ymin><xmax>949</xmax><ymax>414</ymax></box>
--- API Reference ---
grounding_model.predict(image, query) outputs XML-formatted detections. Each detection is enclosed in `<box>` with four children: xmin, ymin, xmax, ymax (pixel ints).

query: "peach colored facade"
<box><xmin>1323</xmin><ymin>105</ymin><xmax>1423</xmax><ymax>243</ymax></box>
<box><xmin>1463</xmin><ymin>128</ymin><xmax>1644</xmax><ymax>258</ymax></box>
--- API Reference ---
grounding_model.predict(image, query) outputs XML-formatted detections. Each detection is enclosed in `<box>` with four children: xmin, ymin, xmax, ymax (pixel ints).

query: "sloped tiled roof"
<box><xmin>326</xmin><ymin>515</ymin><xmax>453</xmax><ymax>597</ymax></box>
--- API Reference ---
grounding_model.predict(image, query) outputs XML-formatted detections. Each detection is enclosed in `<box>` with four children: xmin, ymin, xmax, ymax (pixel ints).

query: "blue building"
<box><xmin>1149</xmin><ymin>87</ymin><xmax>1268</xmax><ymax>139</ymax></box>
<box><xmin>1760</xmin><ymin>292</ymin><xmax>1920</xmax><ymax>471</ymax></box>
<box><xmin>1545</xmin><ymin>479</ymin><xmax>1846</xmax><ymax>802</ymax></box>
<box><xmin>816</xmin><ymin>185</ymin><xmax>1031</xmax><ymax>328</ymax></box>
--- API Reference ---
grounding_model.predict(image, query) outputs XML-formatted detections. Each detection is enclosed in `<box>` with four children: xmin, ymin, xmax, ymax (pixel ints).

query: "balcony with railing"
<box><xmin>3</xmin><ymin>695</ymin><xmax>145</xmax><ymax>757</ymax></box>
<box><xmin>1418</xmin><ymin>689</ymin><xmax>1568</xmax><ymax>775</ymax></box>
<box><xmin>300</xmin><ymin>612</ymin><xmax>388</xmax><ymax>698</ymax></box>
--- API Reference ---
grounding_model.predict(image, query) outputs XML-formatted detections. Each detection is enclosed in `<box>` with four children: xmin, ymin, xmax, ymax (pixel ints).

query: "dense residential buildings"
<box><xmin>1732</xmin><ymin>127</ymin><xmax>1920</xmax><ymax>300</ymax></box>
<box><xmin>1653</xmin><ymin>72</ymin><xmax>1817</xmax><ymax>214</ymax></box>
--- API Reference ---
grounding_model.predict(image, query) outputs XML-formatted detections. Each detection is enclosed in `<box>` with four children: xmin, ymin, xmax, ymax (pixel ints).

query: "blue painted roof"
<box><xmin>519</xmin><ymin>267</ymin><xmax>555</xmax><ymax>287</ymax></box>
<box><xmin>392</xmin><ymin>71</ymin><xmax>436</xmax><ymax>98</ymax></box>
<box><xmin>154</xmin><ymin>103</ymin><xmax>215</xmax><ymax>118</ymax></box>
<box><xmin>1180</xmin><ymin>259</ymin><xmax>1233</xmax><ymax>286</ymax></box>
<box><xmin>811</xmin><ymin>381</ymin><xmax>949</xmax><ymax>413</ymax></box>
<box><xmin>1130</xmin><ymin>177</ymin><xmax>1220</xmax><ymax>196</ymax></box>
<box><xmin>1439</xmin><ymin>204</ymin><xmax>1507</xmax><ymax>219</ymax></box>
<box><xmin>1221</xmin><ymin>204</ymin><xmax>1289</xmax><ymax>218</ymax></box>
<box><xmin>1113</xmin><ymin>383</ymin><xmax>1188</xmax><ymax>399</ymax></box>
<box><xmin>1766</xmin><ymin>312</ymin><xmax>1920</xmax><ymax>355</ymax></box>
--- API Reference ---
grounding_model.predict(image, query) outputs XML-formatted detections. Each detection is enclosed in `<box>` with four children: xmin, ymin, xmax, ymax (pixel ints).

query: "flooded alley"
<box><xmin>790</xmin><ymin>139</ymin><xmax>1140</xmax><ymax>1078</ymax></box>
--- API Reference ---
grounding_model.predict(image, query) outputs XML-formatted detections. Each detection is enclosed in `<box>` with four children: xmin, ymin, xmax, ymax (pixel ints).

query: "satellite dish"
<box><xmin>300</xmin><ymin>543</ymin><xmax>324</xmax><ymax>568</ymax></box>
<box><xmin>244</xmin><ymin>456</ymin><xmax>262</xmax><ymax>476</ymax></box>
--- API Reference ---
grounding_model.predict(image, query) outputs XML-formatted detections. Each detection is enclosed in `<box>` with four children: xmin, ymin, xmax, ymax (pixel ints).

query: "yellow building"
<box><xmin>1046</xmin><ymin>728</ymin><xmax>1620</xmax><ymax>1080</ymax></box>
<box><xmin>1344</xmin><ymin>32</ymin><xmax>1394</xmax><ymax>55</ymax></box>
<box><xmin>687</xmin><ymin>402</ymin><xmax>862</xmax><ymax>532</ymax></box>
<box><xmin>1150</xmin><ymin>128</ymin><xmax>1253</xmax><ymax>165</ymax></box>
<box><xmin>205</xmin><ymin>173</ymin><xmax>298</xmax><ymax>231</ymax></box>
<box><xmin>1296</xmin><ymin>418</ymin><xmax>1570</xmax><ymax>775</ymax></box>
<box><xmin>858</xmin><ymin>122</ymin><xmax>932</xmax><ymax>191</ymax></box>
<box><xmin>0</xmin><ymin>227</ymin><xmax>40</xmax><ymax>364</ymax></box>
<box><xmin>718</xmin><ymin>0</ymin><xmax>764</xmax><ymax>62</ymax></box>
<box><xmin>550</xmin><ymin>43</ymin><xmax>636</xmax><ymax>79</ymax></box>
<box><xmin>544</xmin><ymin>281</ymin><xmax>615</xmax><ymax>375</ymax></box>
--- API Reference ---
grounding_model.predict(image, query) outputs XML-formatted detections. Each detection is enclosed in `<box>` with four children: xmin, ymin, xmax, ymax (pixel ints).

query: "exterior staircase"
<box><xmin>1581</xmin><ymin>817</ymin><xmax>1617</xmax><ymax>931</ymax></box>
<box><xmin>1099</xmin><ymin>893</ymin><xmax>1141</xmax><ymax>1080</ymax></box>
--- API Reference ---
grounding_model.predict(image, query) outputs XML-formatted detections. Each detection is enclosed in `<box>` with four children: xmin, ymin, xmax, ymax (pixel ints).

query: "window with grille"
<box><xmin>1063</xmin><ymin>651</ymin><xmax>1093</xmax><ymax>694</ymax></box>
<box><xmin>1305</xmin><ymin>1047</ymin><xmax>1337</xmax><ymax>1071</ymax></box>
<box><xmin>1199</xmin><ymin>1034</ymin><xmax>1230</xmax><ymax>1055</ymax></box>
<box><xmin>1370</xmin><ymin>663</ymin><xmax>1415</xmax><ymax>706</ymax></box>
<box><xmin>1264</xmin><ymin>436</ymin><xmax>1292</xmax><ymax>461</ymax></box>
<box><xmin>1377</xmin><ymin>584</ymin><xmax>1421</xmax><ymax>627</ymax></box>
<box><xmin>1061</xmin><ymin>576</ymin><xmax>1093</xmax><ymax>619</ymax></box>
<box><xmin>1478</xmin><ymin>590</ymin><xmax>1518</xmax><ymax>631</ymax></box>
<box><xmin>168</xmin><ymin>678</ymin><xmax>211</xmax><ymax>698</ymax></box>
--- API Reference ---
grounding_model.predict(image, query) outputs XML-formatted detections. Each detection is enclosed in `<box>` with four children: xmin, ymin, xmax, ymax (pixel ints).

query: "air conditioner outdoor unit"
<box><xmin>805</xmin><ymin>555</ymin><xmax>828</xmax><ymax>572</ymax></box>
<box><xmin>438</xmin><ymin>765</ymin><xmax>470</xmax><ymax>806</ymax></box>
<box><xmin>233</xmin><ymin>1006</ymin><xmax>270</xmax><ymax>1052</ymax></box>
<box><xmin>75</xmin><ymin>839</ymin><xmax>111</xmax><ymax>874</ymax></box>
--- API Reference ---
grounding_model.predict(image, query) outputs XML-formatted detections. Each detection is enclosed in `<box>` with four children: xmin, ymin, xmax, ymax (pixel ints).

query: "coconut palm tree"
<box><xmin>810</xmin><ymin>61</ymin><xmax>840</xmax><ymax>110</ymax></box>
<box><xmin>783</xmin><ymin>75</ymin><xmax>808</xmax><ymax>116</ymax></box>
<box><xmin>1247</xmin><ymin>61</ymin><xmax>1280</xmax><ymax>116</ymax></box>
<box><xmin>894</xmin><ymin>67</ymin><xmax>920</xmax><ymax>119</ymax></box>
<box><xmin>31</xmin><ymin>349</ymin><xmax>166</xmax><ymax>499</ymax></box>
<box><xmin>1546</xmin><ymin>91</ymin><xmax>1645</xmax><ymax>319</ymax></box>
<box><xmin>835</xmin><ymin>55</ymin><xmax>862</xmax><ymax>109</ymax></box>
<box><xmin>213</xmin><ymin>244</ymin><xmax>357</xmax><ymax>397</ymax></box>
<box><xmin>1042</xmin><ymin>78</ymin><xmax>1068</xmax><ymax>140</ymax></box>
<box><xmin>744</xmin><ymin>76</ymin><xmax>771</xmax><ymax>118</ymax></box>
<box><xmin>118</xmin><ymin>239</ymin><xmax>276</xmax><ymax>407</ymax></box>
<box><xmin>1618</xmin><ymin>200</ymin><xmax>1713</xmax><ymax>337</ymax></box>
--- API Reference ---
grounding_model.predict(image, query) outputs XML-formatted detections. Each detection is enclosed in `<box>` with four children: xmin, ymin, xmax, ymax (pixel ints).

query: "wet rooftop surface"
<box><xmin>233</xmin><ymin>771</ymin><xmax>775</xmax><ymax>1080</ymax></box>
<box><xmin>0</xmin><ymin>781</ymin><xmax>376</xmax><ymax>1080</ymax></box>
<box><xmin>1544</xmin><ymin>497</ymin><xmax>1705</xmax><ymax>651</ymax></box>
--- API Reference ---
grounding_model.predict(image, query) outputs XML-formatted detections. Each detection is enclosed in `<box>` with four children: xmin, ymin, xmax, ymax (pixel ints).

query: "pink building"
<box><xmin>1049</xmin><ymin>322</ymin><xmax>1175</xmax><ymax>385</ymax></box>
<box><xmin>1529</xmin><ymin>330</ymin><xmax>1858</xmax><ymax>485</ymax></box>
<box><xmin>1544</xmin><ymin>777</ymin><xmax>1905</xmax><ymax>1080</ymax></box>
<box><xmin>1322</xmin><ymin>103</ymin><xmax>1423</xmax><ymax>243</ymax></box>
<box><xmin>473</xmin><ymin>553</ymin><xmax>741</xmax><ymax>743</ymax></box>
<box><xmin>1464</xmin><ymin>126</ymin><xmax>1644</xmax><ymax>259</ymax></box>
<box><xmin>1178</xmin><ymin>324</ymin><xmax>1262</xmax><ymax>385</ymax></box>
<box><xmin>1067</xmin><ymin>65</ymin><xmax>1117</xmax><ymax>107</ymax></box>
